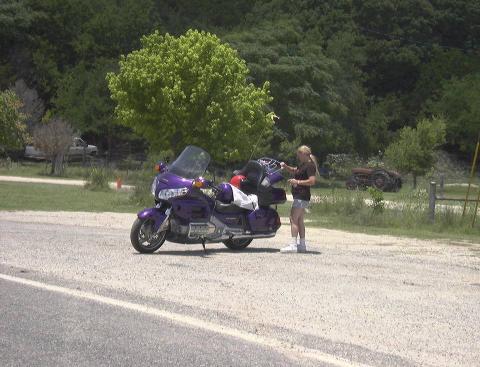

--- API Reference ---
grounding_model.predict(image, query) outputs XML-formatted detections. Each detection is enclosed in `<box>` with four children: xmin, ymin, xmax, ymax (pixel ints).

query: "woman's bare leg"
<box><xmin>290</xmin><ymin>207</ymin><xmax>304</xmax><ymax>238</ymax></box>
<box><xmin>282</xmin><ymin>207</ymin><xmax>306</xmax><ymax>252</ymax></box>
<box><xmin>298</xmin><ymin>210</ymin><xmax>306</xmax><ymax>239</ymax></box>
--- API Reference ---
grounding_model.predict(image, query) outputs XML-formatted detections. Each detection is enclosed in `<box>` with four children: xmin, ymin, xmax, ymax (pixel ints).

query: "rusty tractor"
<box><xmin>346</xmin><ymin>168</ymin><xmax>402</xmax><ymax>192</ymax></box>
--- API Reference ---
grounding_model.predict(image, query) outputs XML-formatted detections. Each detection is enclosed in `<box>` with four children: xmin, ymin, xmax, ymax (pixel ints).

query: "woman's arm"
<box><xmin>288</xmin><ymin>176</ymin><xmax>316</xmax><ymax>187</ymax></box>
<box><xmin>280</xmin><ymin>162</ymin><xmax>297</xmax><ymax>174</ymax></box>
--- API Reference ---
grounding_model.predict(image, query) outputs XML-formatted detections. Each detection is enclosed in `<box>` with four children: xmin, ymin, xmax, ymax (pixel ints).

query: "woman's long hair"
<box><xmin>297</xmin><ymin>145</ymin><xmax>319</xmax><ymax>176</ymax></box>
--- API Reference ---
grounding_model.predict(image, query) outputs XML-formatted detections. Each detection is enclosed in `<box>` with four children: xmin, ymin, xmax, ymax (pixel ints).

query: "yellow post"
<box><xmin>463</xmin><ymin>132</ymin><xmax>480</xmax><ymax>217</ymax></box>
<box><xmin>473</xmin><ymin>183</ymin><xmax>480</xmax><ymax>227</ymax></box>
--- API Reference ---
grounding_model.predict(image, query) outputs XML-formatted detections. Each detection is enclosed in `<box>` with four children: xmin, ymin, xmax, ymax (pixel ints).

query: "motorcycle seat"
<box><xmin>215</xmin><ymin>201</ymin><xmax>247</xmax><ymax>214</ymax></box>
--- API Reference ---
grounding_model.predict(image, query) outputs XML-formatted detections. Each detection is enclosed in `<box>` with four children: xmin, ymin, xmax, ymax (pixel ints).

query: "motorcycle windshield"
<box><xmin>168</xmin><ymin>146</ymin><xmax>211</xmax><ymax>179</ymax></box>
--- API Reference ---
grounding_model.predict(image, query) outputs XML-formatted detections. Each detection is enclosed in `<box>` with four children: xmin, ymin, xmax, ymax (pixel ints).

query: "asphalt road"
<box><xmin>1</xmin><ymin>211</ymin><xmax>479</xmax><ymax>367</ymax></box>
<box><xmin>0</xmin><ymin>279</ymin><xmax>310</xmax><ymax>367</ymax></box>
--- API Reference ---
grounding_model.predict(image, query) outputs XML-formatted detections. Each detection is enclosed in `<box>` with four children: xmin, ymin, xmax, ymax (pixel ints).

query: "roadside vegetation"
<box><xmin>1</xmin><ymin>1</ymin><xmax>479</xmax><ymax>243</ymax></box>
<box><xmin>2</xmin><ymin>1</ymin><xmax>479</xmax><ymax>165</ymax></box>
<box><xmin>83</xmin><ymin>167</ymin><xmax>111</xmax><ymax>191</ymax></box>
<box><xmin>299</xmin><ymin>188</ymin><xmax>479</xmax><ymax>242</ymax></box>
<box><xmin>0</xmin><ymin>182</ymin><xmax>138</xmax><ymax>213</ymax></box>
<box><xmin>1</xmin><ymin>177</ymin><xmax>478</xmax><ymax>242</ymax></box>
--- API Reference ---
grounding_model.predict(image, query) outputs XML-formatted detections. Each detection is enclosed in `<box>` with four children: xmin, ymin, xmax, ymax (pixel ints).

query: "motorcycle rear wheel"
<box><xmin>130</xmin><ymin>217</ymin><xmax>167</xmax><ymax>253</ymax></box>
<box><xmin>223</xmin><ymin>238</ymin><xmax>252</xmax><ymax>250</ymax></box>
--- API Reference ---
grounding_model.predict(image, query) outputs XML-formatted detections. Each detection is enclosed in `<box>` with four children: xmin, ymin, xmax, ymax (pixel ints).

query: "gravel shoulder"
<box><xmin>1</xmin><ymin>210</ymin><xmax>479</xmax><ymax>367</ymax></box>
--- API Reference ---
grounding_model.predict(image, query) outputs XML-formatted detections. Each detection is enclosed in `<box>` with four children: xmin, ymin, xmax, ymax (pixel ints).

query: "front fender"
<box><xmin>137</xmin><ymin>208</ymin><xmax>168</xmax><ymax>231</ymax></box>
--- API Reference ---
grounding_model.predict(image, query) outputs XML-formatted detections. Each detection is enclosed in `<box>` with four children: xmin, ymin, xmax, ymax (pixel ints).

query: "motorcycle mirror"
<box><xmin>154</xmin><ymin>161</ymin><xmax>167</xmax><ymax>173</ymax></box>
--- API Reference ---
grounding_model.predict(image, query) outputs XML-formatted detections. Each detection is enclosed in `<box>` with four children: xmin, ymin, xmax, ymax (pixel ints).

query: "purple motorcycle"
<box><xmin>130</xmin><ymin>145</ymin><xmax>286</xmax><ymax>253</ymax></box>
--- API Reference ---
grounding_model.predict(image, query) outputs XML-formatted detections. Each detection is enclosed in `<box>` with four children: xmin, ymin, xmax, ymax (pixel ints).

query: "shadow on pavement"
<box><xmin>134</xmin><ymin>247</ymin><xmax>322</xmax><ymax>256</ymax></box>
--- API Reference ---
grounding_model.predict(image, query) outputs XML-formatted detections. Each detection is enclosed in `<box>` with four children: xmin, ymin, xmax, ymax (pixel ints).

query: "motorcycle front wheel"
<box><xmin>130</xmin><ymin>217</ymin><xmax>167</xmax><ymax>253</ymax></box>
<box><xmin>223</xmin><ymin>238</ymin><xmax>252</xmax><ymax>250</ymax></box>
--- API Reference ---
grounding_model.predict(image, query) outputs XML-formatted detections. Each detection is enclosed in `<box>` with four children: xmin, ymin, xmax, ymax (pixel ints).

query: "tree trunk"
<box><xmin>413</xmin><ymin>174</ymin><xmax>417</xmax><ymax>189</ymax></box>
<box><xmin>50</xmin><ymin>157</ymin><xmax>55</xmax><ymax>175</ymax></box>
<box><xmin>53</xmin><ymin>153</ymin><xmax>65</xmax><ymax>176</ymax></box>
<box><xmin>107</xmin><ymin>128</ymin><xmax>112</xmax><ymax>165</ymax></box>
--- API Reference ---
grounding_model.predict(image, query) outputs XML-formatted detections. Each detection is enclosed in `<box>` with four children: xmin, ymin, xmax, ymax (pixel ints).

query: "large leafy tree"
<box><xmin>225</xmin><ymin>20</ymin><xmax>368</xmax><ymax>159</ymax></box>
<box><xmin>0</xmin><ymin>90</ymin><xmax>28</xmax><ymax>152</ymax></box>
<box><xmin>431</xmin><ymin>0</ymin><xmax>480</xmax><ymax>51</ymax></box>
<box><xmin>411</xmin><ymin>48</ymin><xmax>480</xmax><ymax>118</ymax></box>
<box><xmin>430</xmin><ymin>73</ymin><xmax>480</xmax><ymax>155</ymax></box>
<box><xmin>28</xmin><ymin>0</ymin><xmax>158</xmax><ymax>100</ymax></box>
<box><xmin>155</xmin><ymin>0</ymin><xmax>256</xmax><ymax>32</ymax></box>
<box><xmin>54</xmin><ymin>59</ymin><xmax>144</xmax><ymax>157</ymax></box>
<box><xmin>54</xmin><ymin>61</ymin><xmax>114</xmax><ymax>134</ymax></box>
<box><xmin>54</xmin><ymin>60</ymin><xmax>113</xmax><ymax>145</ymax></box>
<box><xmin>0</xmin><ymin>0</ymin><xmax>35</xmax><ymax>41</ymax></box>
<box><xmin>385</xmin><ymin>116</ymin><xmax>446</xmax><ymax>188</ymax></box>
<box><xmin>107</xmin><ymin>29</ymin><xmax>274</xmax><ymax>162</ymax></box>
<box><xmin>353</xmin><ymin>0</ymin><xmax>435</xmax><ymax>97</ymax></box>
<box><xmin>0</xmin><ymin>0</ymin><xmax>40</xmax><ymax>88</ymax></box>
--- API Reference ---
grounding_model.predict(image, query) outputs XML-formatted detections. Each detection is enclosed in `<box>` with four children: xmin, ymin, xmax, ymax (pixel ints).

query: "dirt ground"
<box><xmin>1</xmin><ymin>210</ymin><xmax>479</xmax><ymax>367</ymax></box>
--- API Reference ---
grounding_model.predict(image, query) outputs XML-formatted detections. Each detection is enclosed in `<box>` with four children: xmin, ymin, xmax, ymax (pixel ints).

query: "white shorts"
<box><xmin>292</xmin><ymin>199</ymin><xmax>310</xmax><ymax>209</ymax></box>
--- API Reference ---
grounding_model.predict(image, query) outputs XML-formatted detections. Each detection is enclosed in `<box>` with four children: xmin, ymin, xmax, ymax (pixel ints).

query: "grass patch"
<box><xmin>441</xmin><ymin>184</ymin><xmax>478</xmax><ymax>200</ymax></box>
<box><xmin>0</xmin><ymin>182</ymin><xmax>141</xmax><ymax>213</ymax></box>
<box><xmin>1</xmin><ymin>179</ymin><xmax>479</xmax><ymax>242</ymax></box>
<box><xmin>278</xmin><ymin>187</ymin><xmax>480</xmax><ymax>242</ymax></box>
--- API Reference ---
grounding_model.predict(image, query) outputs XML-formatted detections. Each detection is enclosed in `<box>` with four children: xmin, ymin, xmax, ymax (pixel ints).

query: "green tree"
<box><xmin>385</xmin><ymin>116</ymin><xmax>446</xmax><ymax>188</ymax></box>
<box><xmin>225</xmin><ymin>20</ymin><xmax>367</xmax><ymax>159</ymax></box>
<box><xmin>54</xmin><ymin>60</ymin><xmax>113</xmax><ymax>152</ymax></box>
<box><xmin>27</xmin><ymin>0</ymin><xmax>158</xmax><ymax>99</ymax></box>
<box><xmin>429</xmin><ymin>73</ymin><xmax>480</xmax><ymax>155</ymax></box>
<box><xmin>0</xmin><ymin>0</ymin><xmax>35</xmax><ymax>41</ymax></box>
<box><xmin>54</xmin><ymin>59</ymin><xmax>144</xmax><ymax>160</ymax></box>
<box><xmin>154</xmin><ymin>0</ymin><xmax>256</xmax><ymax>32</ymax></box>
<box><xmin>411</xmin><ymin>48</ymin><xmax>480</xmax><ymax>122</ymax></box>
<box><xmin>0</xmin><ymin>90</ymin><xmax>28</xmax><ymax>152</ymax></box>
<box><xmin>0</xmin><ymin>0</ymin><xmax>40</xmax><ymax>88</ymax></box>
<box><xmin>107</xmin><ymin>29</ymin><xmax>273</xmax><ymax>162</ymax></box>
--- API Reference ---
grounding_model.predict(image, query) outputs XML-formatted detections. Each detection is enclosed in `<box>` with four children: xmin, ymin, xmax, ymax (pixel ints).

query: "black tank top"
<box><xmin>292</xmin><ymin>161</ymin><xmax>316</xmax><ymax>201</ymax></box>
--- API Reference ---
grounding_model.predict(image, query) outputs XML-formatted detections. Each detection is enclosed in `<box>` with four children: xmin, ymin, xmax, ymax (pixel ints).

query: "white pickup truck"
<box><xmin>24</xmin><ymin>137</ymin><xmax>98</xmax><ymax>160</ymax></box>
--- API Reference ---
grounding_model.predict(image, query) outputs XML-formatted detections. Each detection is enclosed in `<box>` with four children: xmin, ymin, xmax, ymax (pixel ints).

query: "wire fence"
<box><xmin>428</xmin><ymin>175</ymin><xmax>480</xmax><ymax>227</ymax></box>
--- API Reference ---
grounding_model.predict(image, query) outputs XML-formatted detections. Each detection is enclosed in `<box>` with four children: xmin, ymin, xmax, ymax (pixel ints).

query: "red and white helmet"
<box><xmin>230</xmin><ymin>174</ymin><xmax>246</xmax><ymax>189</ymax></box>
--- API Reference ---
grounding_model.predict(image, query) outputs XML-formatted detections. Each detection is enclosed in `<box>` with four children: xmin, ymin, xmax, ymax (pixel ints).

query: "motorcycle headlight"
<box><xmin>157</xmin><ymin>187</ymin><xmax>189</xmax><ymax>200</ymax></box>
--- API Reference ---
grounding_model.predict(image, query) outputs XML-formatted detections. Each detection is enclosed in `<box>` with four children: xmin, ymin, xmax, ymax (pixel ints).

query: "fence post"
<box><xmin>463</xmin><ymin>132</ymin><xmax>480</xmax><ymax>217</ymax></box>
<box><xmin>429</xmin><ymin>181</ymin><xmax>437</xmax><ymax>223</ymax></box>
<box><xmin>439</xmin><ymin>174</ymin><xmax>445</xmax><ymax>198</ymax></box>
<box><xmin>473</xmin><ymin>186</ymin><xmax>480</xmax><ymax>227</ymax></box>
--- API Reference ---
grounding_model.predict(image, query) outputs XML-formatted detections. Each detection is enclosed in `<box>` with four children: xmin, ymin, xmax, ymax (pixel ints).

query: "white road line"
<box><xmin>0</xmin><ymin>273</ymin><xmax>372</xmax><ymax>367</ymax></box>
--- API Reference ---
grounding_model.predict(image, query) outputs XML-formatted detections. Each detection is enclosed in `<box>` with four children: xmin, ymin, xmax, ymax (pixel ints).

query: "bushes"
<box><xmin>84</xmin><ymin>167</ymin><xmax>111</xmax><ymax>191</ymax></box>
<box><xmin>308</xmin><ymin>187</ymin><xmax>479</xmax><ymax>237</ymax></box>
<box><xmin>127</xmin><ymin>152</ymin><xmax>172</xmax><ymax>206</ymax></box>
<box><xmin>367</xmin><ymin>187</ymin><xmax>385</xmax><ymax>214</ymax></box>
<box><xmin>129</xmin><ymin>169</ymin><xmax>154</xmax><ymax>206</ymax></box>
<box><xmin>312</xmin><ymin>189</ymin><xmax>367</xmax><ymax>216</ymax></box>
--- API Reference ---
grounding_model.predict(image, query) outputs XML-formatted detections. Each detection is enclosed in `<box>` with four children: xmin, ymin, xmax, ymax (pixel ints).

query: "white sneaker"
<box><xmin>281</xmin><ymin>244</ymin><xmax>301</xmax><ymax>253</ymax></box>
<box><xmin>297</xmin><ymin>244</ymin><xmax>307</xmax><ymax>253</ymax></box>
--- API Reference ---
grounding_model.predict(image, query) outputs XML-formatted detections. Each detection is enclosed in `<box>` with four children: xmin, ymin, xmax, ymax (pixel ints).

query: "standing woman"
<box><xmin>280</xmin><ymin>145</ymin><xmax>318</xmax><ymax>253</ymax></box>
